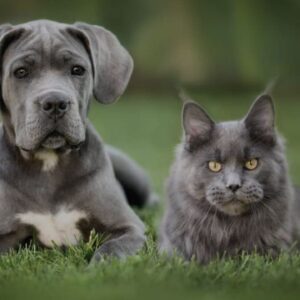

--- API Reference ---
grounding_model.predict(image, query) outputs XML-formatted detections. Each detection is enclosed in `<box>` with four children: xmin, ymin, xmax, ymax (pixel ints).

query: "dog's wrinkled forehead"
<box><xmin>0</xmin><ymin>19</ymin><xmax>134</xmax><ymax>104</ymax></box>
<box><xmin>3</xmin><ymin>21</ymin><xmax>90</xmax><ymax>71</ymax></box>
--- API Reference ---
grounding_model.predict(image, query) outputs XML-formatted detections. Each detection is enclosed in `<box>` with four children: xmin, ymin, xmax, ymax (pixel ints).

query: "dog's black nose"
<box><xmin>227</xmin><ymin>184</ymin><xmax>241</xmax><ymax>192</ymax></box>
<box><xmin>40</xmin><ymin>94</ymin><xmax>70</xmax><ymax>119</ymax></box>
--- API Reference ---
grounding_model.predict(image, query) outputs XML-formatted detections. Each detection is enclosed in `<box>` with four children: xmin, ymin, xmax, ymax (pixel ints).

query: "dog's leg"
<box><xmin>0</xmin><ymin>223</ymin><xmax>30</xmax><ymax>254</ymax></box>
<box><xmin>85</xmin><ymin>171</ymin><xmax>147</xmax><ymax>265</ymax></box>
<box><xmin>106</xmin><ymin>145</ymin><xmax>159</xmax><ymax>207</ymax></box>
<box><xmin>0</xmin><ymin>205</ymin><xmax>20</xmax><ymax>253</ymax></box>
<box><xmin>0</xmin><ymin>233</ymin><xmax>22</xmax><ymax>253</ymax></box>
<box><xmin>90</xmin><ymin>225</ymin><xmax>145</xmax><ymax>264</ymax></box>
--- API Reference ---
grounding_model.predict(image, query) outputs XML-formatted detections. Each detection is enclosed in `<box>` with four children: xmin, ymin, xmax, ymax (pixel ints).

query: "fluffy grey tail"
<box><xmin>106</xmin><ymin>145</ymin><xmax>159</xmax><ymax>208</ymax></box>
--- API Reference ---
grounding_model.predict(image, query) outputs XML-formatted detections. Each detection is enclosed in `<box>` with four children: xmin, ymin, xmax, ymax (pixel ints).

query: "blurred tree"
<box><xmin>0</xmin><ymin>0</ymin><xmax>299</xmax><ymax>91</ymax></box>
<box><xmin>97</xmin><ymin>0</ymin><xmax>154</xmax><ymax>44</ymax></box>
<box><xmin>233</xmin><ymin>0</ymin><xmax>300</xmax><ymax>87</ymax></box>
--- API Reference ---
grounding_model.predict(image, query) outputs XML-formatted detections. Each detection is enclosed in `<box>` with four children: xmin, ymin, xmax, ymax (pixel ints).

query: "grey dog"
<box><xmin>0</xmin><ymin>20</ymin><xmax>155</xmax><ymax>263</ymax></box>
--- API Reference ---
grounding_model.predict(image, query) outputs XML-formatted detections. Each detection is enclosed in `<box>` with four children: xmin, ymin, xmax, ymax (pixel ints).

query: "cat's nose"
<box><xmin>227</xmin><ymin>184</ymin><xmax>241</xmax><ymax>192</ymax></box>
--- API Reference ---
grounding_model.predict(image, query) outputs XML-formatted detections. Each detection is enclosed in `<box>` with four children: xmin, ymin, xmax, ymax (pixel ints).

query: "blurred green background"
<box><xmin>0</xmin><ymin>0</ymin><xmax>300</xmax><ymax>92</ymax></box>
<box><xmin>1</xmin><ymin>1</ymin><xmax>300</xmax><ymax>300</ymax></box>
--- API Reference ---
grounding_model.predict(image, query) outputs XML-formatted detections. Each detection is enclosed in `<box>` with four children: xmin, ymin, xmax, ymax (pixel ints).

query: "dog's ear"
<box><xmin>0</xmin><ymin>24</ymin><xmax>13</xmax><ymax>107</ymax></box>
<box><xmin>72</xmin><ymin>22</ymin><xmax>133</xmax><ymax>104</ymax></box>
<box><xmin>0</xmin><ymin>24</ymin><xmax>25</xmax><ymax>111</ymax></box>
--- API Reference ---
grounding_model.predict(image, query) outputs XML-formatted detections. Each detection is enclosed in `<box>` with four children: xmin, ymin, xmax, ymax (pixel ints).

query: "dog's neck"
<box><xmin>33</xmin><ymin>149</ymin><xmax>60</xmax><ymax>172</ymax></box>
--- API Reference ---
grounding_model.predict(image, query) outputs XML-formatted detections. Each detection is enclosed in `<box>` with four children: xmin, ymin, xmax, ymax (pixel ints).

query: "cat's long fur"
<box><xmin>159</xmin><ymin>94</ymin><xmax>300</xmax><ymax>263</ymax></box>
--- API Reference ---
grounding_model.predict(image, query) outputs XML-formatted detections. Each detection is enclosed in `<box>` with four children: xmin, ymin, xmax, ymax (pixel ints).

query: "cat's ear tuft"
<box><xmin>244</xmin><ymin>94</ymin><xmax>276</xmax><ymax>146</ymax></box>
<box><xmin>182</xmin><ymin>102</ymin><xmax>215</xmax><ymax>151</ymax></box>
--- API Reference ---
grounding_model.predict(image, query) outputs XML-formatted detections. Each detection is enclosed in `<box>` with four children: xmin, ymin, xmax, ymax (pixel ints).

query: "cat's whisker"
<box><xmin>209</xmin><ymin>207</ymin><xmax>218</xmax><ymax>237</ymax></box>
<box><xmin>261</xmin><ymin>201</ymin><xmax>277</xmax><ymax>218</ymax></box>
<box><xmin>199</xmin><ymin>204</ymin><xmax>214</xmax><ymax>229</ymax></box>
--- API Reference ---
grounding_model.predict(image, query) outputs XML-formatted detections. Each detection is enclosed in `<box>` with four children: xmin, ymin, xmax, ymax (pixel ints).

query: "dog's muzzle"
<box><xmin>38</xmin><ymin>91</ymin><xmax>71</xmax><ymax>121</ymax></box>
<box><xmin>16</xmin><ymin>91</ymin><xmax>86</xmax><ymax>152</ymax></box>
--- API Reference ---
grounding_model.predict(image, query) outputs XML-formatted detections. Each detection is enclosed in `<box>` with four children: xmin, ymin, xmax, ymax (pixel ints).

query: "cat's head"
<box><xmin>181</xmin><ymin>94</ymin><xmax>286</xmax><ymax>216</ymax></box>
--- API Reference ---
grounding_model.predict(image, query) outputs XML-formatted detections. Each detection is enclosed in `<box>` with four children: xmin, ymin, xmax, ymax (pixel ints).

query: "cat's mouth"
<box><xmin>206</xmin><ymin>185</ymin><xmax>264</xmax><ymax>216</ymax></box>
<box><xmin>216</xmin><ymin>199</ymin><xmax>249</xmax><ymax>216</ymax></box>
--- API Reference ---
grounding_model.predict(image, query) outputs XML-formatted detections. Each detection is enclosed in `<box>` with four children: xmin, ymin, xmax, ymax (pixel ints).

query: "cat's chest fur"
<box><xmin>171</xmin><ymin>204</ymin><xmax>290</xmax><ymax>262</ymax></box>
<box><xmin>16</xmin><ymin>207</ymin><xmax>87</xmax><ymax>247</ymax></box>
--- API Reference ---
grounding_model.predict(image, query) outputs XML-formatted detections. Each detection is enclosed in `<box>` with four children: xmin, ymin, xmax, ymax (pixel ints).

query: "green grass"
<box><xmin>1</xmin><ymin>91</ymin><xmax>300</xmax><ymax>300</ymax></box>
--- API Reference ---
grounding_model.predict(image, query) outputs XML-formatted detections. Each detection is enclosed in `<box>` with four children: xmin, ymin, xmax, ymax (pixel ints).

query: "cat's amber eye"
<box><xmin>244</xmin><ymin>158</ymin><xmax>259</xmax><ymax>170</ymax></box>
<box><xmin>208</xmin><ymin>161</ymin><xmax>222</xmax><ymax>173</ymax></box>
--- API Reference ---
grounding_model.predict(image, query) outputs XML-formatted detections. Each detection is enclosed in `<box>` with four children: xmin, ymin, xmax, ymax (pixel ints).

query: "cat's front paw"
<box><xmin>89</xmin><ymin>251</ymin><xmax>104</xmax><ymax>266</ymax></box>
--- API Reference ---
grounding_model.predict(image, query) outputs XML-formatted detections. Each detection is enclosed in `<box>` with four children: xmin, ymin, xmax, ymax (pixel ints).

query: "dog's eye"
<box><xmin>71</xmin><ymin>66</ymin><xmax>85</xmax><ymax>76</ymax></box>
<box><xmin>14</xmin><ymin>67</ymin><xmax>29</xmax><ymax>79</ymax></box>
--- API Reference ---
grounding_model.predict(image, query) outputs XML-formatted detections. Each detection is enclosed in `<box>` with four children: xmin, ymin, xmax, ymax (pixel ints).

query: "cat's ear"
<box><xmin>244</xmin><ymin>94</ymin><xmax>275</xmax><ymax>146</ymax></box>
<box><xmin>182</xmin><ymin>102</ymin><xmax>215</xmax><ymax>151</ymax></box>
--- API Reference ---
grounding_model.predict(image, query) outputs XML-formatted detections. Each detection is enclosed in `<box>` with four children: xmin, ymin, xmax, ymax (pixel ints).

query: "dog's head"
<box><xmin>0</xmin><ymin>20</ymin><xmax>133</xmax><ymax>152</ymax></box>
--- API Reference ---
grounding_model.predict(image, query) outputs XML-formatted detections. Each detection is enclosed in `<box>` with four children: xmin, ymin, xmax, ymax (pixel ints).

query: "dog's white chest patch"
<box><xmin>34</xmin><ymin>150</ymin><xmax>59</xmax><ymax>172</ymax></box>
<box><xmin>17</xmin><ymin>207</ymin><xmax>87</xmax><ymax>247</ymax></box>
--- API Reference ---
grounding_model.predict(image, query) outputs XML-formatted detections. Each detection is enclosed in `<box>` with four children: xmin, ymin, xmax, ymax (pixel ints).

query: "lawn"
<box><xmin>1</xmin><ymin>91</ymin><xmax>300</xmax><ymax>300</ymax></box>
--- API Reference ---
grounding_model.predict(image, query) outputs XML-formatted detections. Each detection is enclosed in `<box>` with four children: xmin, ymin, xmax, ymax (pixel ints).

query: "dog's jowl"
<box><xmin>0</xmin><ymin>20</ymin><xmax>155</xmax><ymax>262</ymax></box>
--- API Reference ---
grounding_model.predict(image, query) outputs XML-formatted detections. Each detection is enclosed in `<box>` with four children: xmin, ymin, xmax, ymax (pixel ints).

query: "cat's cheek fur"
<box><xmin>206</xmin><ymin>183</ymin><xmax>230</xmax><ymax>204</ymax></box>
<box><xmin>236</xmin><ymin>181</ymin><xmax>264</xmax><ymax>204</ymax></box>
<box><xmin>181</xmin><ymin>156</ymin><xmax>206</xmax><ymax>199</ymax></box>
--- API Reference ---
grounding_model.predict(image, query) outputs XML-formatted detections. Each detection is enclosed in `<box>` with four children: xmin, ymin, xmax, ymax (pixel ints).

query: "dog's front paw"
<box><xmin>88</xmin><ymin>244</ymin><xmax>126</xmax><ymax>266</ymax></box>
<box><xmin>88</xmin><ymin>228</ymin><xmax>145</xmax><ymax>267</ymax></box>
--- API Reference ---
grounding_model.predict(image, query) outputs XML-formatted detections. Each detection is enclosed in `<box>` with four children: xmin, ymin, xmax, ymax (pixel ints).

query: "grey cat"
<box><xmin>159</xmin><ymin>94</ymin><xmax>300</xmax><ymax>263</ymax></box>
